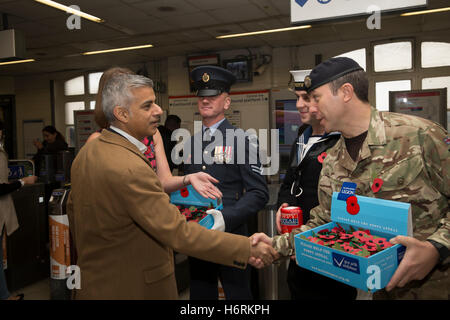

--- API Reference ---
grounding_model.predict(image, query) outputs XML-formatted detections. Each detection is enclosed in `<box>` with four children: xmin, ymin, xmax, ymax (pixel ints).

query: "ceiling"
<box><xmin>0</xmin><ymin>0</ymin><xmax>449</xmax><ymax>76</ymax></box>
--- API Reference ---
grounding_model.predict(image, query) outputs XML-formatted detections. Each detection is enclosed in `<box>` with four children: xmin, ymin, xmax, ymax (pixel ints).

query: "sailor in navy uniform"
<box><xmin>276</xmin><ymin>70</ymin><xmax>356</xmax><ymax>300</ymax></box>
<box><xmin>184</xmin><ymin>65</ymin><xmax>269</xmax><ymax>300</ymax></box>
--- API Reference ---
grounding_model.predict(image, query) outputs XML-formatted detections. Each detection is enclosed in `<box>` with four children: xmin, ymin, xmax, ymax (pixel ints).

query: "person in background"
<box><xmin>33</xmin><ymin>125</ymin><xmax>68</xmax><ymax>154</ymax></box>
<box><xmin>86</xmin><ymin>67</ymin><xmax>222</xmax><ymax>199</ymax></box>
<box><xmin>183</xmin><ymin>66</ymin><xmax>269</xmax><ymax>300</ymax></box>
<box><xmin>157</xmin><ymin>114</ymin><xmax>181</xmax><ymax>172</ymax></box>
<box><xmin>67</xmin><ymin>73</ymin><xmax>277</xmax><ymax>299</ymax></box>
<box><xmin>32</xmin><ymin>125</ymin><xmax>68</xmax><ymax>175</ymax></box>
<box><xmin>0</xmin><ymin>120</ymin><xmax>37</xmax><ymax>300</ymax></box>
<box><xmin>275</xmin><ymin>69</ymin><xmax>355</xmax><ymax>300</ymax></box>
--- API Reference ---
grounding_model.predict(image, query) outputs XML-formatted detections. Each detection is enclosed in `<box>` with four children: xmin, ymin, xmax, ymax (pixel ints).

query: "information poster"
<box><xmin>389</xmin><ymin>89</ymin><xmax>447</xmax><ymax>129</ymax></box>
<box><xmin>74</xmin><ymin>110</ymin><xmax>100</xmax><ymax>153</ymax></box>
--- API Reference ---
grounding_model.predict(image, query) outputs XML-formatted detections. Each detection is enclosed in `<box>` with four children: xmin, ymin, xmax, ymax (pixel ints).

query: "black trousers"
<box><xmin>189</xmin><ymin>257</ymin><xmax>252</xmax><ymax>300</ymax></box>
<box><xmin>287</xmin><ymin>260</ymin><xmax>357</xmax><ymax>300</ymax></box>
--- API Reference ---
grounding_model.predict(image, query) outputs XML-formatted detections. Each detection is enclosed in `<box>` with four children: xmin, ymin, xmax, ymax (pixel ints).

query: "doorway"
<box><xmin>0</xmin><ymin>95</ymin><xmax>17</xmax><ymax>158</ymax></box>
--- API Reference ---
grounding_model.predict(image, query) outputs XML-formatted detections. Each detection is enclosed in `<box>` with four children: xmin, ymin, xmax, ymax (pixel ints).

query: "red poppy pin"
<box><xmin>371</xmin><ymin>178</ymin><xmax>383</xmax><ymax>193</ymax></box>
<box><xmin>317</xmin><ymin>152</ymin><xmax>327</xmax><ymax>164</ymax></box>
<box><xmin>180</xmin><ymin>187</ymin><xmax>189</xmax><ymax>198</ymax></box>
<box><xmin>346</xmin><ymin>195</ymin><xmax>360</xmax><ymax>215</ymax></box>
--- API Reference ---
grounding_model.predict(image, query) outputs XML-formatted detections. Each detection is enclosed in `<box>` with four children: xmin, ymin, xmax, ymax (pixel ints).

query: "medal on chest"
<box><xmin>214</xmin><ymin>146</ymin><xmax>233</xmax><ymax>164</ymax></box>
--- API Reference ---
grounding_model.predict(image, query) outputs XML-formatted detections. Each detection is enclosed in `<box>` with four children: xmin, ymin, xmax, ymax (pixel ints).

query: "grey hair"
<box><xmin>102</xmin><ymin>73</ymin><xmax>154</xmax><ymax>123</ymax></box>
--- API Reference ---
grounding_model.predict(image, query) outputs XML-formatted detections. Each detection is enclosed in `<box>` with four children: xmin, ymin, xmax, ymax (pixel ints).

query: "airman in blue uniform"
<box><xmin>184</xmin><ymin>65</ymin><xmax>269</xmax><ymax>300</ymax></box>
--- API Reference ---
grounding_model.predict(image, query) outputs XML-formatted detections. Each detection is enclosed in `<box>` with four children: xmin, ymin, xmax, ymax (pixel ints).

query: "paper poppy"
<box><xmin>353</xmin><ymin>231</ymin><xmax>366</xmax><ymax>239</ymax></box>
<box><xmin>318</xmin><ymin>234</ymin><xmax>336</xmax><ymax>240</ymax></box>
<box><xmin>317</xmin><ymin>152</ymin><xmax>327</xmax><ymax>164</ymax></box>
<box><xmin>180</xmin><ymin>187</ymin><xmax>189</xmax><ymax>198</ymax></box>
<box><xmin>379</xmin><ymin>242</ymin><xmax>393</xmax><ymax>249</ymax></box>
<box><xmin>346</xmin><ymin>195</ymin><xmax>358</xmax><ymax>205</ymax></box>
<box><xmin>340</xmin><ymin>234</ymin><xmax>354</xmax><ymax>241</ymax></box>
<box><xmin>331</xmin><ymin>226</ymin><xmax>344</xmax><ymax>233</ymax></box>
<box><xmin>371</xmin><ymin>178</ymin><xmax>383</xmax><ymax>193</ymax></box>
<box><xmin>346</xmin><ymin>202</ymin><xmax>360</xmax><ymax>215</ymax></box>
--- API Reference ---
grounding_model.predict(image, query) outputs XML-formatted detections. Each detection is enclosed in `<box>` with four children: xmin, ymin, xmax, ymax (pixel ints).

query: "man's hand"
<box><xmin>188</xmin><ymin>172</ymin><xmax>223</xmax><ymax>199</ymax></box>
<box><xmin>248</xmin><ymin>233</ymin><xmax>279</xmax><ymax>269</ymax></box>
<box><xmin>386</xmin><ymin>236</ymin><xmax>440</xmax><ymax>291</ymax></box>
<box><xmin>276</xmin><ymin>203</ymin><xmax>289</xmax><ymax>234</ymax></box>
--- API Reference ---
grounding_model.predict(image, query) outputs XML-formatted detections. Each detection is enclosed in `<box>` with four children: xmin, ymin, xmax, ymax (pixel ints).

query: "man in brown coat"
<box><xmin>67</xmin><ymin>73</ymin><xmax>277</xmax><ymax>300</ymax></box>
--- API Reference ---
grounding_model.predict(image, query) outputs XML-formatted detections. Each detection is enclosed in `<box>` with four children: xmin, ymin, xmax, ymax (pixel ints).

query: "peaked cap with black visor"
<box><xmin>191</xmin><ymin>65</ymin><xmax>236</xmax><ymax>97</ymax></box>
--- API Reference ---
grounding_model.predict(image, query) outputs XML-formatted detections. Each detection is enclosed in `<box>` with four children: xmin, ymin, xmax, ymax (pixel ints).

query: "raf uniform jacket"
<box><xmin>67</xmin><ymin>129</ymin><xmax>251</xmax><ymax>300</ymax></box>
<box><xmin>183</xmin><ymin>118</ymin><xmax>269</xmax><ymax>236</ymax></box>
<box><xmin>273</xmin><ymin>108</ymin><xmax>450</xmax><ymax>299</ymax></box>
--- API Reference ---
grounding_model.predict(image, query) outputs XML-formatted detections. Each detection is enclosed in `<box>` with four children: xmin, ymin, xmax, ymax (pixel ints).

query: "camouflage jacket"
<box><xmin>273</xmin><ymin>107</ymin><xmax>450</xmax><ymax>299</ymax></box>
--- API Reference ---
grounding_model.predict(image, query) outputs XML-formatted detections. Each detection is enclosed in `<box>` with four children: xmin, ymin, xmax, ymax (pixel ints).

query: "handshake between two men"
<box><xmin>247</xmin><ymin>233</ymin><xmax>279</xmax><ymax>269</ymax></box>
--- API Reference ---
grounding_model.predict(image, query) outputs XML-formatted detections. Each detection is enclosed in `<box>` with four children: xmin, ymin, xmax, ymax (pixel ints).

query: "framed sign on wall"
<box><xmin>389</xmin><ymin>88</ymin><xmax>447</xmax><ymax>129</ymax></box>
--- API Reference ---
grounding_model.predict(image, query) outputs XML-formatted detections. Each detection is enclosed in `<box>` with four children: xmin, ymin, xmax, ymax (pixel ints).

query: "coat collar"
<box><xmin>336</xmin><ymin>107</ymin><xmax>386</xmax><ymax>172</ymax></box>
<box><xmin>99</xmin><ymin>129</ymin><xmax>151</xmax><ymax>166</ymax></box>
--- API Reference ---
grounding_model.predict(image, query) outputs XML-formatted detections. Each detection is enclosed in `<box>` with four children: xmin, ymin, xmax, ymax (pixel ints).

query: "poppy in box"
<box><xmin>353</xmin><ymin>231</ymin><xmax>367</xmax><ymax>239</ymax></box>
<box><xmin>318</xmin><ymin>234</ymin><xmax>336</xmax><ymax>240</ymax></box>
<box><xmin>331</xmin><ymin>226</ymin><xmax>344</xmax><ymax>233</ymax></box>
<box><xmin>371</xmin><ymin>178</ymin><xmax>383</xmax><ymax>193</ymax></box>
<box><xmin>340</xmin><ymin>233</ymin><xmax>354</xmax><ymax>241</ymax></box>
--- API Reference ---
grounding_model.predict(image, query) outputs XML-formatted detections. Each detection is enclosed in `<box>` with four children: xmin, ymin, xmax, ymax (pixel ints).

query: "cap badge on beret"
<box><xmin>202</xmin><ymin>72</ymin><xmax>210</xmax><ymax>83</ymax></box>
<box><xmin>304</xmin><ymin>76</ymin><xmax>312</xmax><ymax>88</ymax></box>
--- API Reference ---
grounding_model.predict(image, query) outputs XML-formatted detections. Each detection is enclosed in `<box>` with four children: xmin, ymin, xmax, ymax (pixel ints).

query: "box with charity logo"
<box><xmin>294</xmin><ymin>191</ymin><xmax>412</xmax><ymax>292</ymax></box>
<box><xmin>170</xmin><ymin>184</ymin><xmax>223</xmax><ymax>229</ymax></box>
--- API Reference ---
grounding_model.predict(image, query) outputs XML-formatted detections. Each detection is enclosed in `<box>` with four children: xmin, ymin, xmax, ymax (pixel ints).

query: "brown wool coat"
<box><xmin>67</xmin><ymin>130</ymin><xmax>250</xmax><ymax>300</ymax></box>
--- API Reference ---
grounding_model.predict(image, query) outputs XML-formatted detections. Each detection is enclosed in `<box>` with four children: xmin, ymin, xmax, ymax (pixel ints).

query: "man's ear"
<box><xmin>223</xmin><ymin>94</ymin><xmax>231</xmax><ymax>111</ymax></box>
<box><xmin>113</xmin><ymin>106</ymin><xmax>129</xmax><ymax>123</ymax></box>
<box><xmin>341</xmin><ymin>83</ymin><xmax>354</xmax><ymax>103</ymax></box>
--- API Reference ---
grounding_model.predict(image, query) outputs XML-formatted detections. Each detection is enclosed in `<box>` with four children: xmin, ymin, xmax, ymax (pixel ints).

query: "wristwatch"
<box><xmin>427</xmin><ymin>239</ymin><xmax>450</xmax><ymax>265</ymax></box>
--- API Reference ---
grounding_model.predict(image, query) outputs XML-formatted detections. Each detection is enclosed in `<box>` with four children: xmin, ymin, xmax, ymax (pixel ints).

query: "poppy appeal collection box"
<box><xmin>294</xmin><ymin>191</ymin><xmax>412</xmax><ymax>292</ymax></box>
<box><xmin>170</xmin><ymin>184</ymin><xmax>223</xmax><ymax>229</ymax></box>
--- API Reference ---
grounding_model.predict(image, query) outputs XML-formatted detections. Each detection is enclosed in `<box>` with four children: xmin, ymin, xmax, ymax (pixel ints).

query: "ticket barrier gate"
<box><xmin>48</xmin><ymin>186</ymin><xmax>75</xmax><ymax>300</ymax></box>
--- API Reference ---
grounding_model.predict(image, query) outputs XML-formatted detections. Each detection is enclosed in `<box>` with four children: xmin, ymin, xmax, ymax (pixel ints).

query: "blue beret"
<box><xmin>306</xmin><ymin>57</ymin><xmax>363</xmax><ymax>92</ymax></box>
<box><xmin>191</xmin><ymin>65</ymin><xmax>236</xmax><ymax>97</ymax></box>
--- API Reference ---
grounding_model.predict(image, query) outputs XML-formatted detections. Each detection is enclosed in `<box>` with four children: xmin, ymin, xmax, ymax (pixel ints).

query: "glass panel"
<box><xmin>65</xmin><ymin>126</ymin><xmax>75</xmax><ymax>148</ymax></box>
<box><xmin>421</xmin><ymin>42</ymin><xmax>450</xmax><ymax>68</ymax></box>
<box><xmin>88</xmin><ymin>72</ymin><xmax>103</xmax><ymax>94</ymax></box>
<box><xmin>64</xmin><ymin>76</ymin><xmax>85</xmax><ymax>96</ymax></box>
<box><xmin>422</xmin><ymin>76</ymin><xmax>450</xmax><ymax>107</ymax></box>
<box><xmin>375</xmin><ymin>80</ymin><xmax>411</xmax><ymax>111</ymax></box>
<box><xmin>334</xmin><ymin>48</ymin><xmax>367</xmax><ymax>71</ymax></box>
<box><xmin>90</xmin><ymin>101</ymin><xmax>96</xmax><ymax>110</ymax></box>
<box><xmin>65</xmin><ymin>101</ymin><xmax>85</xmax><ymax>124</ymax></box>
<box><xmin>374</xmin><ymin>42</ymin><xmax>412</xmax><ymax>72</ymax></box>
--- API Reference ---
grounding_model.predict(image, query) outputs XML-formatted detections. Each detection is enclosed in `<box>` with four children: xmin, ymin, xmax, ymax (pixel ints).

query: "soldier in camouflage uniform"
<box><xmin>265</xmin><ymin>57</ymin><xmax>449</xmax><ymax>300</ymax></box>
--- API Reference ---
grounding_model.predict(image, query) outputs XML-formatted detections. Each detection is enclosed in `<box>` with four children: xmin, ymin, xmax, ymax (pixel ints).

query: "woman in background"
<box><xmin>86</xmin><ymin>67</ymin><xmax>222</xmax><ymax>199</ymax></box>
<box><xmin>0</xmin><ymin>120</ymin><xmax>37</xmax><ymax>300</ymax></box>
<box><xmin>33</xmin><ymin>125</ymin><xmax>68</xmax><ymax>154</ymax></box>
